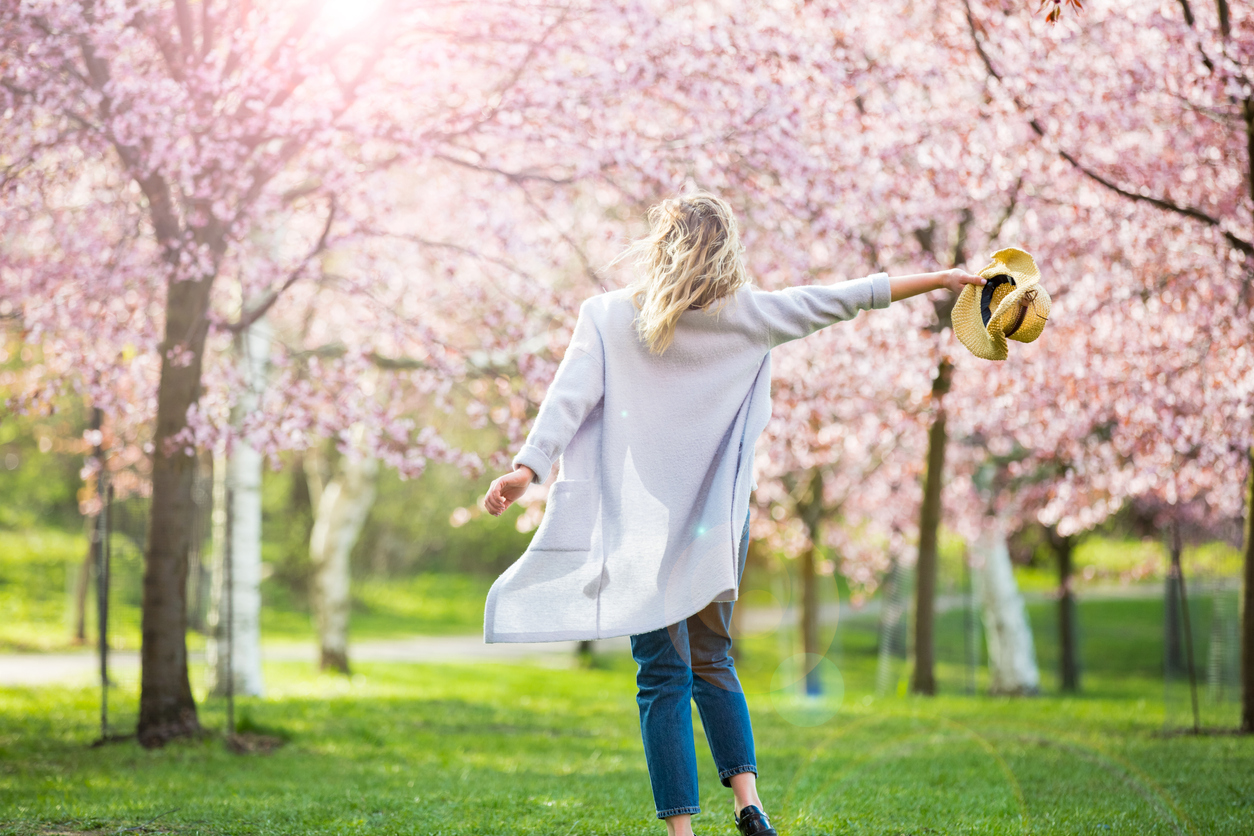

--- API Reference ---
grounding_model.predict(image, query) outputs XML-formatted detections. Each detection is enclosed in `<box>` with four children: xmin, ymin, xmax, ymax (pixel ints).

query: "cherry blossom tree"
<box><xmin>0</xmin><ymin>0</ymin><xmax>600</xmax><ymax>745</ymax></box>
<box><xmin>959</xmin><ymin>0</ymin><xmax>1254</xmax><ymax>726</ymax></box>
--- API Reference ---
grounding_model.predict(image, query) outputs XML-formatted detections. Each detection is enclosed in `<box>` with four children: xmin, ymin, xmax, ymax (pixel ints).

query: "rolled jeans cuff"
<box><xmin>655</xmin><ymin>805</ymin><xmax>702</xmax><ymax>820</ymax></box>
<box><xmin>718</xmin><ymin>764</ymin><xmax>758</xmax><ymax>787</ymax></box>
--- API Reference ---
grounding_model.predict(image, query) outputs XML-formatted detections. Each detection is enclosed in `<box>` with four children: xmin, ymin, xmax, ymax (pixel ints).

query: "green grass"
<box><xmin>2</xmin><ymin>591</ymin><xmax>1252</xmax><ymax>835</ymax></box>
<box><xmin>0</xmin><ymin>529</ymin><xmax>492</xmax><ymax>652</ymax></box>
<box><xmin>261</xmin><ymin>574</ymin><xmax>494</xmax><ymax>641</ymax></box>
<box><xmin>0</xmin><ymin>529</ymin><xmax>87</xmax><ymax>652</ymax></box>
<box><xmin>2</xmin><ymin>659</ymin><xmax>1251</xmax><ymax>835</ymax></box>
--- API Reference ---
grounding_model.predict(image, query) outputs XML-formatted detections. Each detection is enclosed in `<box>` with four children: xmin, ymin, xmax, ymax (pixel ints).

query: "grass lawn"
<box><xmin>2</xmin><ymin>662</ymin><xmax>1252</xmax><ymax>835</ymax></box>
<box><xmin>0</xmin><ymin>529</ymin><xmax>493</xmax><ymax>652</ymax></box>
<box><xmin>3</xmin><ymin>596</ymin><xmax>1253</xmax><ymax>835</ymax></box>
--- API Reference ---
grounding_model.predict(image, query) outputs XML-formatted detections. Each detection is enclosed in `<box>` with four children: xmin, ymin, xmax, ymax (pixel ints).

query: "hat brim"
<box><xmin>952</xmin><ymin>248</ymin><xmax>1050</xmax><ymax>361</ymax></box>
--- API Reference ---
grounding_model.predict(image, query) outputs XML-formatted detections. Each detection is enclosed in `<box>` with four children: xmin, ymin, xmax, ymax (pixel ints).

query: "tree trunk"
<box><xmin>875</xmin><ymin>558</ymin><xmax>911</xmax><ymax>695</ymax></box>
<box><xmin>138</xmin><ymin>276</ymin><xmax>212</xmax><ymax>747</ymax></box>
<box><xmin>1240</xmin><ymin>446</ymin><xmax>1253</xmax><ymax>732</ymax></box>
<box><xmin>308</xmin><ymin>433</ymin><xmax>378</xmax><ymax>674</ymax></box>
<box><xmin>205</xmin><ymin>321</ymin><xmax>271</xmax><ymax>697</ymax></box>
<box><xmin>971</xmin><ymin>519</ymin><xmax>1039</xmax><ymax>695</ymax></box>
<box><xmin>800</xmin><ymin>540</ymin><xmax>820</xmax><ymax>695</ymax></box>
<box><xmin>911</xmin><ymin>357</ymin><xmax>952</xmax><ymax>696</ymax></box>
<box><xmin>74</xmin><ymin>408</ymin><xmax>106</xmax><ymax>644</ymax></box>
<box><xmin>796</xmin><ymin>468</ymin><xmax>824</xmax><ymax>695</ymax></box>
<box><xmin>1165</xmin><ymin>565</ymin><xmax>1184</xmax><ymax>678</ymax></box>
<box><xmin>1047</xmin><ymin>526</ymin><xmax>1080</xmax><ymax>694</ymax></box>
<box><xmin>73</xmin><ymin>544</ymin><xmax>92</xmax><ymax>645</ymax></box>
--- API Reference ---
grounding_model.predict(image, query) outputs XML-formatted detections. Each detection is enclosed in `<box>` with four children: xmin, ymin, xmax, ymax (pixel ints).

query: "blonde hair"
<box><xmin>623</xmin><ymin>192</ymin><xmax>749</xmax><ymax>355</ymax></box>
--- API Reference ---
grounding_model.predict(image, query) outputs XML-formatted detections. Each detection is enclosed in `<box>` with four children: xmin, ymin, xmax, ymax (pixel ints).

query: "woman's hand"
<box><xmin>485</xmin><ymin>465</ymin><xmax>536</xmax><ymax>517</ymax></box>
<box><xmin>938</xmin><ymin>268</ymin><xmax>986</xmax><ymax>294</ymax></box>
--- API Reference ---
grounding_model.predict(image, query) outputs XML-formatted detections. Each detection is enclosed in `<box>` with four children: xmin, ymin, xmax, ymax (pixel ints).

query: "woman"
<box><xmin>484</xmin><ymin>193</ymin><xmax>984</xmax><ymax>836</ymax></box>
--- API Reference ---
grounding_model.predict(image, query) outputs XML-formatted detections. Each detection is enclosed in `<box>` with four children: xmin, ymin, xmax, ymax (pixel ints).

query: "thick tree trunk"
<box><xmin>971</xmin><ymin>519</ymin><xmax>1039</xmax><ymax>695</ymax></box>
<box><xmin>308</xmin><ymin>435</ymin><xmax>378</xmax><ymax>674</ymax></box>
<box><xmin>1240</xmin><ymin>446</ymin><xmax>1253</xmax><ymax>732</ymax></box>
<box><xmin>912</xmin><ymin>357</ymin><xmax>952</xmax><ymax>696</ymax></box>
<box><xmin>138</xmin><ymin>276</ymin><xmax>212</xmax><ymax>747</ymax></box>
<box><xmin>206</xmin><ymin>321</ymin><xmax>271</xmax><ymax>697</ymax></box>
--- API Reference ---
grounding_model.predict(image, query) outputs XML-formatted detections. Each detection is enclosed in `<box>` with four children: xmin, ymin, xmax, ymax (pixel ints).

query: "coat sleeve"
<box><xmin>511</xmin><ymin>302</ymin><xmax>606</xmax><ymax>484</ymax></box>
<box><xmin>750</xmin><ymin>273</ymin><xmax>892</xmax><ymax>348</ymax></box>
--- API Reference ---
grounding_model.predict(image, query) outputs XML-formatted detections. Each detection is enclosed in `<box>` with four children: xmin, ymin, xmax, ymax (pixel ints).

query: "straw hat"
<box><xmin>952</xmin><ymin>248</ymin><xmax>1051</xmax><ymax>361</ymax></box>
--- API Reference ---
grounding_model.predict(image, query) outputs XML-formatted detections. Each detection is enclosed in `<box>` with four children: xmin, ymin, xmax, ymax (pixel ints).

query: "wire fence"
<box><xmin>1163</xmin><ymin>577</ymin><xmax>1241</xmax><ymax>732</ymax></box>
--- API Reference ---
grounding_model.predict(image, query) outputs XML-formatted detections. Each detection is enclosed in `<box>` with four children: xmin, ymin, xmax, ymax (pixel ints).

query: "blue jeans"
<box><xmin>630</xmin><ymin>513</ymin><xmax>756</xmax><ymax>819</ymax></box>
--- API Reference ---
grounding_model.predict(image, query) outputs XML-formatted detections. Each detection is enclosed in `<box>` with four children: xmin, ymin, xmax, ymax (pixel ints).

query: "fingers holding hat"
<box><xmin>940</xmin><ymin>268</ymin><xmax>986</xmax><ymax>294</ymax></box>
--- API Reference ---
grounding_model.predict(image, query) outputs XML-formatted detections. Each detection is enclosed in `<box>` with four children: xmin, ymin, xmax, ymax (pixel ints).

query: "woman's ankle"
<box><xmin>664</xmin><ymin>813</ymin><xmax>694</xmax><ymax>836</ymax></box>
<box><xmin>728</xmin><ymin>771</ymin><xmax>762</xmax><ymax>814</ymax></box>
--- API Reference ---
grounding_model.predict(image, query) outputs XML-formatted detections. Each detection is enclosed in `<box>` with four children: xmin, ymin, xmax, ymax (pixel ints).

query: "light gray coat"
<box><xmin>484</xmin><ymin>273</ymin><xmax>891</xmax><ymax>642</ymax></box>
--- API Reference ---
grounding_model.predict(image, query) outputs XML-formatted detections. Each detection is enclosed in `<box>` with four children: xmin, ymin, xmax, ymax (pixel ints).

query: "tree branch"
<box><xmin>173</xmin><ymin>0</ymin><xmax>195</xmax><ymax>62</ymax></box>
<box><xmin>432</xmin><ymin>152</ymin><xmax>578</xmax><ymax>186</ymax></box>
<box><xmin>964</xmin><ymin>0</ymin><xmax>1253</xmax><ymax>258</ymax></box>
<box><xmin>225</xmin><ymin>196</ymin><xmax>337</xmax><ymax>334</ymax></box>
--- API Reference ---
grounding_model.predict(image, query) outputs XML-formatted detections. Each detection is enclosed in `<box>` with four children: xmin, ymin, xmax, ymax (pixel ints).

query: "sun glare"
<box><xmin>318</xmin><ymin>0</ymin><xmax>382</xmax><ymax>32</ymax></box>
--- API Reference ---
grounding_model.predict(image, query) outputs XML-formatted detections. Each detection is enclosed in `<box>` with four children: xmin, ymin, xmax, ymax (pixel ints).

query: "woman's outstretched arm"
<box><xmin>890</xmin><ymin>268</ymin><xmax>985</xmax><ymax>301</ymax></box>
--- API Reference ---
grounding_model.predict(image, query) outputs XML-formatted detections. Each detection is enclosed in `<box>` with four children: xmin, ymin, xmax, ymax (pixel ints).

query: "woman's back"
<box><xmin>485</xmin><ymin>273</ymin><xmax>889</xmax><ymax>641</ymax></box>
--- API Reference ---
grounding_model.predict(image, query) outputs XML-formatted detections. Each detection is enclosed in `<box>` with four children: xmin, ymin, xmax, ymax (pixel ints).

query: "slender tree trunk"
<box><xmin>138</xmin><ymin>275</ymin><xmax>212</xmax><ymax>747</ymax></box>
<box><xmin>1240</xmin><ymin>446</ymin><xmax>1253</xmax><ymax>732</ymax></box>
<box><xmin>1047</xmin><ymin>526</ymin><xmax>1080</xmax><ymax>694</ymax></box>
<box><xmin>972</xmin><ymin>518</ymin><xmax>1039</xmax><ymax>695</ymax></box>
<box><xmin>74</xmin><ymin>408</ymin><xmax>107</xmax><ymax>643</ymax></box>
<box><xmin>74</xmin><ymin>543</ymin><xmax>92</xmax><ymax>645</ymax></box>
<box><xmin>796</xmin><ymin>468</ymin><xmax>824</xmax><ymax>695</ymax></box>
<box><xmin>1169</xmin><ymin>524</ymin><xmax>1201</xmax><ymax>732</ymax></box>
<box><xmin>800</xmin><ymin>540</ymin><xmax>820</xmax><ymax>694</ymax></box>
<box><xmin>1165</xmin><ymin>562</ymin><xmax>1184</xmax><ymax>678</ymax></box>
<box><xmin>308</xmin><ymin>434</ymin><xmax>378</xmax><ymax>674</ymax></box>
<box><xmin>206</xmin><ymin>320</ymin><xmax>271</xmax><ymax>697</ymax></box>
<box><xmin>912</xmin><ymin>357</ymin><xmax>952</xmax><ymax>696</ymax></box>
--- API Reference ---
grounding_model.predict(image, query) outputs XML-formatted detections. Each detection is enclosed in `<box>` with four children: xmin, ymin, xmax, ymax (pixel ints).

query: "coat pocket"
<box><xmin>528</xmin><ymin>480</ymin><xmax>597</xmax><ymax>552</ymax></box>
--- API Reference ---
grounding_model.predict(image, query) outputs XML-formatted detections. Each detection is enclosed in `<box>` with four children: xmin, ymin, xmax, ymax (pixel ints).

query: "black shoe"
<box><xmin>734</xmin><ymin>804</ymin><xmax>778</xmax><ymax>836</ymax></box>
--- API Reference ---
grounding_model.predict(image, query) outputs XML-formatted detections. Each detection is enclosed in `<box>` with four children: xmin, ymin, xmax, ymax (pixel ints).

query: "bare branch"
<box><xmin>380</xmin><ymin>232</ymin><xmax>539</xmax><ymax>282</ymax></box>
<box><xmin>226</xmin><ymin>196</ymin><xmax>337</xmax><ymax>334</ymax></box>
<box><xmin>988</xmin><ymin>176</ymin><xmax>1022</xmax><ymax>246</ymax></box>
<box><xmin>432</xmin><ymin>152</ymin><xmax>578</xmax><ymax>186</ymax></box>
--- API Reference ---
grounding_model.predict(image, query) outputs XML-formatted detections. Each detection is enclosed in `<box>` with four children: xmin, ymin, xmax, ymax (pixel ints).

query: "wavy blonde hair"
<box><xmin>624</xmin><ymin>192</ymin><xmax>749</xmax><ymax>354</ymax></box>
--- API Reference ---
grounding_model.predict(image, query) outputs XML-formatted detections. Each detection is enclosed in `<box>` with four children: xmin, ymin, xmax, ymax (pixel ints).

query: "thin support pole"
<box><xmin>225</xmin><ymin>485</ymin><xmax>235</xmax><ymax>740</ymax></box>
<box><xmin>963</xmin><ymin>547</ymin><xmax>976</xmax><ymax>696</ymax></box>
<box><xmin>1173</xmin><ymin>525</ymin><xmax>1201</xmax><ymax>733</ymax></box>
<box><xmin>91</xmin><ymin>407</ymin><xmax>108</xmax><ymax>740</ymax></box>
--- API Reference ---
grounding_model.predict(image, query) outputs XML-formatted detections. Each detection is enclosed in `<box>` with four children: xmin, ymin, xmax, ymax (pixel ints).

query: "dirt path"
<box><xmin>0</xmin><ymin>584</ymin><xmax>1161</xmax><ymax>687</ymax></box>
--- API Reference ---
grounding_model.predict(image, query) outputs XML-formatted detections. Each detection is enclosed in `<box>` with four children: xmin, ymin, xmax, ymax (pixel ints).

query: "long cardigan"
<box><xmin>483</xmin><ymin>273</ymin><xmax>892</xmax><ymax>642</ymax></box>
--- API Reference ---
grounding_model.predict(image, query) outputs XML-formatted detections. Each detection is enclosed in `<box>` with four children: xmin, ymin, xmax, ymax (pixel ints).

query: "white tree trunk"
<box><xmin>206</xmin><ymin>318</ymin><xmax>271</xmax><ymax>697</ymax></box>
<box><xmin>971</xmin><ymin>519</ymin><xmax>1040</xmax><ymax>695</ymax></box>
<box><xmin>308</xmin><ymin>428</ymin><xmax>378</xmax><ymax>673</ymax></box>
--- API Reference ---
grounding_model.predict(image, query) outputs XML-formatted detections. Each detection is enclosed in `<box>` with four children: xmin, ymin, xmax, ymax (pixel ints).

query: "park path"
<box><xmin>0</xmin><ymin>585</ymin><xmax>1157</xmax><ymax>687</ymax></box>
